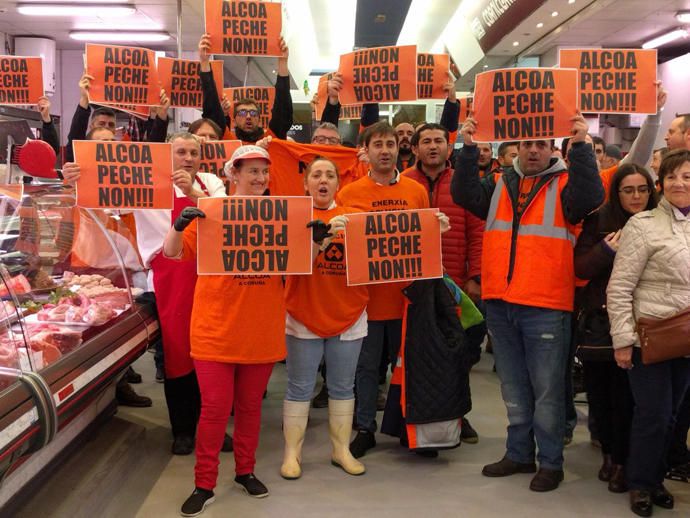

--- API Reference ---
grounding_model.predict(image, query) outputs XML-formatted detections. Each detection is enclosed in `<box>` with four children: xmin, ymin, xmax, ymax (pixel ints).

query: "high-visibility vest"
<box><xmin>482</xmin><ymin>172</ymin><xmax>577</xmax><ymax>312</ymax></box>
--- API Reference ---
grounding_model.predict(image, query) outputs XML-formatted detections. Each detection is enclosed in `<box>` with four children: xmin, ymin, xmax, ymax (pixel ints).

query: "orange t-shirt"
<box><xmin>600</xmin><ymin>165</ymin><xmax>616</xmax><ymax>201</ymax></box>
<box><xmin>285</xmin><ymin>206</ymin><xmax>369</xmax><ymax>336</ymax></box>
<box><xmin>336</xmin><ymin>174</ymin><xmax>430</xmax><ymax>321</ymax></box>
<box><xmin>181</xmin><ymin>220</ymin><xmax>286</xmax><ymax>364</ymax></box>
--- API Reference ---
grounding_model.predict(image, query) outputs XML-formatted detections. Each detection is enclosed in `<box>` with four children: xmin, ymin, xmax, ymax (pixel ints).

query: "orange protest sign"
<box><xmin>472</xmin><ymin>68</ymin><xmax>578</xmax><ymax>142</ymax></box>
<box><xmin>223</xmin><ymin>86</ymin><xmax>276</xmax><ymax>130</ymax></box>
<box><xmin>341</xmin><ymin>104</ymin><xmax>364</xmax><ymax>120</ymax></box>
<box><xmin>97</xmin><ymin>103</ymin><xmax>150</xmax><ymax>120</ymax></box>
<box><xmin>344</xmin><ymin>209</ymin><xmax>443</xmax><ymax>286</ymax></box>
<box><xmin>0</xmin><ymin>56</ymin><xmax>44</xmax><ymax>105</ymax></box>
<box><xmin>339</xmin><ymin>45</ymin><xmax>418</xmax><ymax>105</ymax></box>
<box><xmin>458</xmin><ymin>96</ymin><xmax>474</xmax><ymax>124</ymax></box>
<box><xmin>315</xmin><ymin>72</ymin><xmax>333</xmax><ymax>122</ymax></box>
<box><xmin>86</xmin><ymin>44</ymin><xmax>160</xmax><ymax>106</ymax></box>
<box><xmin>196</xmin><ymin>196</ymin><xmax>313</xmax><ymax>275</ymax></box>
<box><xmin>559</xmin><ymin>48</ymin><xmax>657</xmax><ymax>114</ymax></box>
<box><xmin>204</xmin><ymin>0</ymin><xmax>282</xmax><ymax>56</ymax></box>
<box><xmin>417</xmin><ymin>53</ymin><xmax>449</xmax><ymax>100</ymax></box>
<box><xmin>73</xmin><ymin>141</ymin><xmax>173</xmax><ymax>209</ymax></box>
<box><xmin>198</xmin><ymin>140</ymin><xmax>242</xmax><ymax>177</ymax></box>
<box><xmin>158</xmin><ymin>57</ymin><xmax>224</xmax><ymax>108</ymax></box>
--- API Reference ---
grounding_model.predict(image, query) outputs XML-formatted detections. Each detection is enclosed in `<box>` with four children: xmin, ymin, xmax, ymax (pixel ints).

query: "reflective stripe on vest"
<box><xmin>486</xmin><ymin>175</ymin><xmax>576</xmax><ymax>245</ymax></box>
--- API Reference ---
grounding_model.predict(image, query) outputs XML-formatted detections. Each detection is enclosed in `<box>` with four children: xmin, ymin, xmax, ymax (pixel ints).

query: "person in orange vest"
<box><xmin>451</xmin><ymin>111</ymin><xmax>604</xmax><ymax>492</ymax></box>
<box><xmin>197</xmin><ymin>34</ymin><xmax>293</xmax><ymax>143</ymax></box>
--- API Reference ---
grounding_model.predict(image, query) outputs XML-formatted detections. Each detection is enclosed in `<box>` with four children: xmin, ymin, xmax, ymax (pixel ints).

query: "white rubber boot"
<box><xmin>280</xmin><ymin>400</ymin><xmax>310</xmax><ymax>480</ymax></box>
<box><xmin>328</xmin><ymin>399</ymin><xmax>366</xmax><ymax>476</ymax></box>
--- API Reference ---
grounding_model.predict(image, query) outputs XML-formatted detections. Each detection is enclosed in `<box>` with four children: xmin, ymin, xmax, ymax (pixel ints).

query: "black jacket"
<box><xmin>41</xmin><ymin>120</ymin><xmax>60</xmax><ymax>155</ymax></box>
<box><xmin>200</xmin><ymin>70</ymin><xmax>293</xmax><ymax>141</ymax></box>
<box><xmin>401</xmin><ymin>279</ymin><xmax>471</xmax><ymax>424</ymax></box>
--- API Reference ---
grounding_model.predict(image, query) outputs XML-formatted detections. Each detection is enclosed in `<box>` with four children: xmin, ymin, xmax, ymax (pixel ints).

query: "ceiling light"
<box><xmin>483</xmin><ymin>64</ymin><xmax>488</xmax><ymax>68</ymax></box>
<box><xmin>642</xmin><ymin>28</ymin><xmax>688</xmax><ymax>49</ymax></box>
<box><xmin>18</xmin><ymin>3</ymin><xmax>136</xmax><ymax>17</ymax></box>
<box><xmin>512</xmin><ymin>41</ymin><xmax>519</xmax><ymax>46</ymax></box>
<box><xmin>536</xmin><ymin>22</ymin><xmax>544</xmax><ymax>28</ymax></box>
<box><xmin>676</xmin><ymin>11</ymin><xmax>690</xmax><ymax>23</ymax></box>
<box><xmin>69</xmin><ymin>31</ymin><xmax>171</xmax><ymax>42</ymax></box>
<box><xmin>568</xmin><ymin>0</ymin><xmax>576</xmax><ymax>4</ymax></box>
<box><xmin>552</xmin><ymin>11</ymin><xmax>559</xmax><ymax>17</ymax></box>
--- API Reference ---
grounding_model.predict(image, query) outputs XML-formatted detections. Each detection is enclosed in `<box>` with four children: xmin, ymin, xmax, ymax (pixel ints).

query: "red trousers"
<box><xmin>193</xmin><ymin>359</ymin><xmax>274</xmax><ymax>490</ymax></box>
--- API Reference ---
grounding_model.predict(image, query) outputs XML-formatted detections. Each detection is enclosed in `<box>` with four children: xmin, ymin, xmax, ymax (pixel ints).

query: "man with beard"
<box><xmin>198</xmin><ymin>33</ymin><xmax>293</xmax><ymax>143</ymax></box>
<box><xmin>396</xmin><ymin>122</ymin><xmax>416</xmax><ymax>171</ymax></box>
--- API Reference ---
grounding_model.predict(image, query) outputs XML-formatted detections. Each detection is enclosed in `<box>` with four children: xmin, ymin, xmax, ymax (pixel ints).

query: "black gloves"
<box><xmin>173</xmin><ymin>207</ymin><xmax>206</xmax><ymax>231</ymax></box>
<box><xmin>307</xmin><ymin>219</ymin><xmax>332</xmax><ymax>244</ymax></box>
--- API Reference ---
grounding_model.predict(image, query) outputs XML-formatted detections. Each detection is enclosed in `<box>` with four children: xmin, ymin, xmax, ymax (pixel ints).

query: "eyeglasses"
<box><xmin>312</xmin><ymin>135</ymin><xmax>341</xmax><ymax>145</ymax></box>
<box><xmin>619</xmin><ymin>186</ymin><xmax>651</xmax><ymax>195</ymax></box>
<box><xmin>236</xmin><ymin>109</ymin><xmax>259</xmax><ymax>118</ymax></box>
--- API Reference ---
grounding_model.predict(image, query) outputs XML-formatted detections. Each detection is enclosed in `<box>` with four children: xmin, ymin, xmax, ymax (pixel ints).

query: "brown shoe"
<box><xmin>608</xmin><ymin>464</ymin><xmax>627</xmax><ymax>493</ymax></box>
<box><xmin>529</xmin><ymin>468</ymin><xmax>564</xmax><ymax>492</ymax></box>
<box><xmin>482</xmin><ymin>456</ymin><xmax>536</xmax><ymax>477</ymax></box>
<box><xmin>116</xmin><ymin>381</ymin><xmax>152</xmax><ymax>407</ymax></box>
<box><xmin>598</xmin><ymin>454</ymin><xmax>613</xmax><ymax>481</ymax></box>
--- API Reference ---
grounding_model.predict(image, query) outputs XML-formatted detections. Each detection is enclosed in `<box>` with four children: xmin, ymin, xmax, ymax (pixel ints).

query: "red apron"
<box><xmin>150</xmin><ymin>176</ymin><xmax>209</xmax><ymax>378</ymax></box>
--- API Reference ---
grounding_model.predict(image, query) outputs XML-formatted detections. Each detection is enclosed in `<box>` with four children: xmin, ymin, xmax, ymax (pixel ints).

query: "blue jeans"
<box><xmin>355</xmin><ymin>320</ymin><xmax>402</xmax><ymax>433</ymax></box>
<box><xmin>285</xmin><ymin>335</ymin><xmax>363</xmax><ymax>402</ymax></box>
<box><xmin>487</xmin><ymin>300</ymin><xmax>571</xmax><ymax>470</ymax></box>
<box><xmin>627</xmin><ymin>349</ymin><xmax>690</xmax><ymax>490</ymax></box>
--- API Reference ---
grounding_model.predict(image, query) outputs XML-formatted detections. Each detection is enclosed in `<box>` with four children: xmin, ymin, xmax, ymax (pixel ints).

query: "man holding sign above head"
<box><xmin>451</xmin><ymin>110</ymin><xmax>604</xmax><ymax>492</ymax></box>
<box><xmin>198</xmin><ymin>33</ymin><xmax>293</xmax><ymax>143</ymax></box>
<box><xmin>163</xmin><ymin>145</ymin><xmax>291</xmax><ymax>515</ymax></box>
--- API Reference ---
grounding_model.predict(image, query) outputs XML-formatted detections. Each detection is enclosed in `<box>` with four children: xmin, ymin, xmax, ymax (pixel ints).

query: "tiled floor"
<box><xmin>17</xmin><ymin>351</ymin><xmax>690</xmax><ymax>518</ymax></box>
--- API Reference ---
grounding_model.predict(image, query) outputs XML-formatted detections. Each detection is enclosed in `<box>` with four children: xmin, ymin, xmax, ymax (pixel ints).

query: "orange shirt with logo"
<box><xmin>181</xmin><ymin>220</ymin><xmax>287</xmax><ymax>364</ymax></box>
<box><xmin>336</xmin><ymin>175</ymin><xmax>430</xmax><ymax>321</ymax></box>
<box><xmin>285</xmin><ymin>205</ymin><xmax>369</xmax><ymax>336</ymax></box>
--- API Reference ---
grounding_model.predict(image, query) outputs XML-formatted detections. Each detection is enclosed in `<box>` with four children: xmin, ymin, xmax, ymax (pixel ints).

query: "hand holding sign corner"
<box><xmin>569</xmin><ymin>110</ymin><xmax>589</xmax><ymax>144</ymax></box>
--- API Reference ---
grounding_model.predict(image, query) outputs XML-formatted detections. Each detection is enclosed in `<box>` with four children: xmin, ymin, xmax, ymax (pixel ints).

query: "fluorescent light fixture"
<box><xmin>536</xmin><ymin>22</ymin><xmax>544</xmax><ymax>28</ymax></box>
<box><xmin>551</xmin><ymin>11</ymin><xmax>559</xmax><ymax>17</ymax></box>
<box><xmin>676</xmin><ymin>11</ymin><xmax>690</xmax><ymax>23</ymax></box>
<box><xmin>642</xmin><ymin>28</ymin><xmax>688</xmax><ymax>49</ymax></box>
<box><xmin>69</xmin><ymin>31</ymin><xmax>170</xmax><ymax>42</ymax></box>
<box><xmin>310</xmin><ymin>0</ymin><xmax>356</xmax><ymax>71</ymax></box>
<box><xmin>18</xmin><ymin>3</ymin><xmax>136</xmax><ymax>17</ymax></box>
<box><xmin>512</xmin><ymin>41</ymin><xmax>519</xmax><ymax>46</ymax></box>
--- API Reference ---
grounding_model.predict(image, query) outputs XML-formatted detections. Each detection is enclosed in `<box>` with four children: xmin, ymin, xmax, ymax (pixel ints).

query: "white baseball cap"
<box><xmin>229</xmin><ymin>145</ymin><xmax>271</xmax><ymax>167</ymax></box>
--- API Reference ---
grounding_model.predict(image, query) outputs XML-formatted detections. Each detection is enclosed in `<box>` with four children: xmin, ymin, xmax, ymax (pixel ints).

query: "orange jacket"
<box><xmin>482</xmin><ymin>172</ymin><xmax>578</xmax><ymax>312</ymax></box>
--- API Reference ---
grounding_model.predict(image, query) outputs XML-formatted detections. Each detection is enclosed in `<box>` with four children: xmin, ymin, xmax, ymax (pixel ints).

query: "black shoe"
<box><xmin>349</xmin><ymin>430</ymin><xmax>376</xmax><ymax>459</ymax></box>
<box><xmin>155</xmin><ymin>365</ymin><xmax>165</xmax><ymax>383</ymax></box>
<box><xmin>125</xmin><ymin>367</ymin><xmax>142</xmax><ymax>384</ymax></box>
<box><xmin>116</xmin><ymin>382</ymin><xmax>152</xmax><ymax>407</ymax></box>
<box><xmin>414</xmin><ymin>450</ymin><xmax>439</xmax><ymax>458</ymax></box>
<box><xmin>234</xmin><ymin>473</ymin><xmax>269</xmax><ymax>498</ymax></box>
<box><xmin>629</xmin><ymin>490</ymin><xmax>653</xmax><ymax>517</ymax></box>
<box><xmin>529</xmin><ymin>468</ymin><xmax>564</xmax><ymax>492</ymax></box>
<box><xmin>221</xmin><ymin>433</ymin><xmax>233</xmax><ymax>452</ymax></box>
<box><xmin>482</xmin><ymin>456</ymin><xmax>536</xmax><ymax>477</ymax></box>
<box><xmin>651</xmin><ymin>485</ymin><xmax>674</xmax><ymax>509</ymax></box>
<box><xmin>180</xmin><ymin>488</ymin><xmax>215</xmax><ymax>517</ymax></box>
<box><xmin>461</xmin><ymin>417</ymin><xmax>478</xmax><ymax>444</ymax></box>
<box><xmin>172</xmin><ymin>435</ymin><xmax>195</xmax><ymax>455</ymax></box>
<box><xmin>312</xmin><ymin>384</ymin><xmax>328</xmax><ymax>409</ymax></box>
<box><xmin>665</xmin><ymin>461</ymin><xmax>690</xmax><ymax>482</ymax></box>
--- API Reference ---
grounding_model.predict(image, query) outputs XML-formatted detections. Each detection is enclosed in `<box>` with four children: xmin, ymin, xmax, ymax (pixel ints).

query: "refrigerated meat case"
<box><xmin>0</xmin><ymin>183</ymin><xmax>159</xmax><ymax>509</ymax></box>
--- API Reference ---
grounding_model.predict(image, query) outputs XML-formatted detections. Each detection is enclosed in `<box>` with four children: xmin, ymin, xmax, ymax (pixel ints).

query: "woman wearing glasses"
<box><xmin>574</xmin><ymin>164</ymin><xmax>657</xmax><ymax>495</ymax></box>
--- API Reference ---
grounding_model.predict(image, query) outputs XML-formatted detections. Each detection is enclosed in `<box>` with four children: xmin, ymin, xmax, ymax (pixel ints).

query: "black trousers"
<box><xmin>667</xmin><ymin>390</ymin><xmax>690</xmax><ymax>467</ymax></box>
<box><xmin>583</xmin><ymin>359</ymin><xmax>633</xmax><ymax>464</ymax></box>
<box><xmin>164</xmin><ymin>371</ymin><xmax>201</xmax><ymax>439</ymax></box>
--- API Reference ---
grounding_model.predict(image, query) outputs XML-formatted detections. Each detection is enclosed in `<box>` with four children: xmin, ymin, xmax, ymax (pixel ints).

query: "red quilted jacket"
<box><xmin>404</xmin><ymin>163</ymin><xmax>485</xmax><ymax>287</ymax></box>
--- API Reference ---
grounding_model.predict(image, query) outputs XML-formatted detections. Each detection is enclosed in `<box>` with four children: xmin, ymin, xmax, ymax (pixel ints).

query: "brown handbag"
<box><xmin>636</xmin><ymin>307</ymin><xmax>690</xmax><ymax>365</ymax></box>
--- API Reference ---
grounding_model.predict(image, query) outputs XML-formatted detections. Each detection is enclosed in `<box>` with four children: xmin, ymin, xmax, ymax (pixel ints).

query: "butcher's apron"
<box><xmin>150</xmin><ymin>176</ymin><xmax>209</xmax><ymax>378</ymax></box>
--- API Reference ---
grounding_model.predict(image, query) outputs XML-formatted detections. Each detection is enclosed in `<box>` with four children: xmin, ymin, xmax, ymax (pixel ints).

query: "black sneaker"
<box><xmin>349</xmin><ymin>430</ymin><xmax>376</xmax><ymax>459</ymax></box>
<box><xmin>221</xmin><ymin>433</ymin><xmax>233</xmax><ymax>452</ymax></box>
<box><xmin>172</xmin><ymin>435</ymin><xmax>195</xmax><ymax>456</ymax></box>
<box><xmin>312</xmin><ymin>384</ymin><xmax>328</xmax><ymax>408</ymax></box>
<box><xmin>234</xmin><ymin>473</ymin><xmax>269</xmax><ymax>498</ymax></box>
<box><xmin>461</xmin><ymin>417</ymin><xmax>479</xmax><ymax>444</ymax></box>
<box><xmin>180</xmin><ymin>488</ymin><xmax>214</xmax><ymax>517</ymax></box>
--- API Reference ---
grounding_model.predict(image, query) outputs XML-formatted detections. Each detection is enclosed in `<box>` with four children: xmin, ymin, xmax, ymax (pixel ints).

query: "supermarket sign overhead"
<box><xmin>443</xmin><ymin>0</ymin><xmax>546</xmax><ymax>75</ymax></box>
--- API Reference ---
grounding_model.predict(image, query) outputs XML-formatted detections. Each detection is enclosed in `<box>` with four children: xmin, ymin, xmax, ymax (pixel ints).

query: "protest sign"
<box><xmin>97</xmin><ymin>103</ymin><xmax>150</xmax><ymax>120</ymax></box>
<box><xmin>458</xmin><ymin>96</ymin><xmax>474</xmax><ymax>124</ymax></box>
<box><xmin>315</xmin><ymin>72</ymin><xmax>333</xmax><ymax>121</ymax></box>
<box><xmin>73</xmin><ymin>141</ymin><xmax>173</xmax><ymax>209</ymax></box>
<box><xmin>223</xmin><ymin>86</ymin><xmax>276</xmax><ymax>130</ymax></box>
<box><xmin>158</xmin><ymin>57</ymin><xmax>224</xmax><ymax>108</ymax></box>
<box><xmin>198</xmin><ymin>140</ymin><xmax>242</xmax><ymax>177</ymax></box>
<box><xmin>417</xmin><ymin>53</ymin><xmax>450</xmax><ymax>99</ymax></box>
<box><xmin>340</xmin><ymin>104</ymin><xmax>363</xmax><ymax>120</ymax></box>
<box><xmin>344</xmin><ymin>208</ymin><xmax>443</xmax><ymax>286</ymax></box>
<box><xmin>559</xmin><ymin>48</ymin><xmax>657</xmax><ymax>114</ymax></box>
<box><xmin>86</xmin><ymin>44</ymin><xmax>160</xmax><ymax>106</ymax></box>
<box><xmin>0</xmin><ymin>56</ymin><xmax>44</xmax><ymax>105</ymax></box>
<box><xmin>339</xmin><ymin>45</ymin><xmax>418</xmax><ymax>105</ymax></box>
<box><xmin>472</xmin><ymin>68</ymin><xmax>578</xmax><ymax>141</ymax></box>
<box><xmin>197</xmin><ymin>196</ymin><xmax>312</xmax><ymax>275</ymax></box>
<box><xmin>204</xmin><ymin>0</ymin><xmax>282</xmax><ymax>56</ymax></box>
